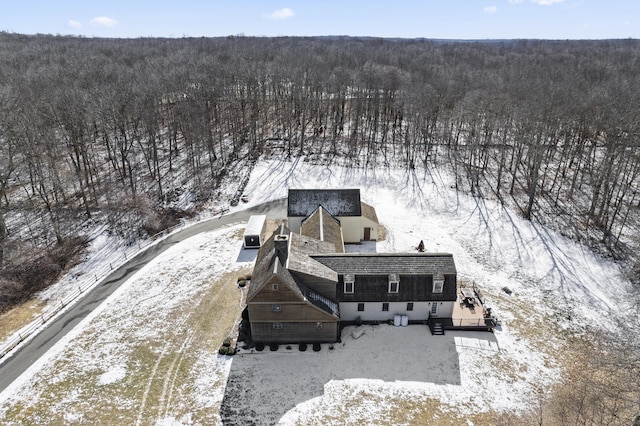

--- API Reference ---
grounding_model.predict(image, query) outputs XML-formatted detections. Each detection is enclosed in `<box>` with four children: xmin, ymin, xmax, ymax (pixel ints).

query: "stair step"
<box><xmin>429</xmin><ymin>321</ymin><xmax>445</xmax><ymax>335</ymax></box>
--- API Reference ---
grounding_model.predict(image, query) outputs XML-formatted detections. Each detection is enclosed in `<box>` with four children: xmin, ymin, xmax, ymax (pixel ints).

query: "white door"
<box><xmin>430</xmin><ymin>303</ymin><xmax>438</xmax><ymax>317</ymax></box>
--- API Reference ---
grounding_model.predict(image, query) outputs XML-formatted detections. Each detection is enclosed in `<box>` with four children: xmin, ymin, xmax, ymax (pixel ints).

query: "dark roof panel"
<box><xmin>311</xmin><ymin>253</ymin><xmax>457</xmax><ymax>276</ymax></box>
<box><xmin>288</xmin><ymin>189</ymin><xmax>361</xmax><ymax>217</ymax></box>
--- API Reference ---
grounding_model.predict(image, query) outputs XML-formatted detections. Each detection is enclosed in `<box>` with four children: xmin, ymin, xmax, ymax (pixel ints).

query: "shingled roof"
<box><xmin>247</xmin><ymin>231</ymin><xmax>339</xmax><ymax>317</ymax></box>
<box><xmin>246</xmin><ymin>245</ymin><xmax>304</xmax><ymax>303</ymax></box>
<box><xmin>300</xmin><ymin>206</ymin><xmax>345</xmax><ymax>253</ymax></box>
<box><xmin>311</xmin><ymin>253</ymin><xmax>457</xmax><ymax>276</ymax></box>
<box><xmin>361</xmin><ymin>201</ymin><xmax>379</xmax><ymax>224</ymax></box>
<box><xmin>288</xmin><ymin>189</ymin><xmax>361</xmax><ymax>217</ymax></box>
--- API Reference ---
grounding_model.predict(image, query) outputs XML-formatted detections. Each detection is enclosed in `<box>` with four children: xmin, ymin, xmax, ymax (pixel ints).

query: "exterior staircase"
<box><xmin>427</xmin><ymin>317</ymin><xmax>445</xmax><ymax>336</ymax></box>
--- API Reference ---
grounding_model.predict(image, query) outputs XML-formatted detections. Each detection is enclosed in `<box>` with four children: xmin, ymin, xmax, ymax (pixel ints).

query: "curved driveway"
<box><xmin>0</xmin><ymin>198</ymin><xmax>286</xmax><ymax>393</ymax></box>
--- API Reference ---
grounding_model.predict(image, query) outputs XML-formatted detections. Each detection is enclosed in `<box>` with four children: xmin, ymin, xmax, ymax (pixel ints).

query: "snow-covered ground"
<box><xmin>0</xmin><ymin>157</ymin><xmax>635</xmax><ymax>424</ymax></box>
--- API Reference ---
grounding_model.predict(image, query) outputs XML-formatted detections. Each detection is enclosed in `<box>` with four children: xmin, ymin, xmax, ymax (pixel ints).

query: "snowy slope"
<box><xmin>0</xmin><ymin>157</ymin><xmax>635</xmax><ymax>424</ymax></box>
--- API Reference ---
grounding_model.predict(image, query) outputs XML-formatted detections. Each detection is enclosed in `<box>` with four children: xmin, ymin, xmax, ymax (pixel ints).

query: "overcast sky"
<box><xmin>1</xmin><ymin>0</ymin><xmax>638</xmax><ymax>40</ymax></box>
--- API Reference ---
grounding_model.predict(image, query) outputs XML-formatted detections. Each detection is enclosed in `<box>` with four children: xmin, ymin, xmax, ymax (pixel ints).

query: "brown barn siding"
<box><xmin>251</xmin><ymin>321</ymin><xmax>339</xmax><ymax>343</ymax></box>
<box><xmin>249</xmin><ymin>303</ymin><xmax>337</xmax><ymax>322</ymax></box>
<box><xmin>250</xmin><ymin>278</ymin><xmax>302</xmax><ymax>303</ymax></box>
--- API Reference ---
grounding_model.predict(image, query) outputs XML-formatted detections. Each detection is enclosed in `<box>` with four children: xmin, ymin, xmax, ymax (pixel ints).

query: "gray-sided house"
<box><xmin>246</xmin><ymin>191</ymin><xmax>458</xmax><ymax>344</ymax></box>
<box><xmin>287</xmin><ymin>189</ymin><xmax>379</xmax><ymax>243</ymax></box>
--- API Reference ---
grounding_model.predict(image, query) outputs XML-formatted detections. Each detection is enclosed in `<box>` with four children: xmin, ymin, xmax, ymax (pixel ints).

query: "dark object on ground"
<box><xmin>502</xmin><ymin>286</ymin><xmax>512</xmax><ymax>295</ymax></box>
<box><xmin>313</xmin><ymin>343</ymin><xmax>321</xmax><ymax>352</ymax></box>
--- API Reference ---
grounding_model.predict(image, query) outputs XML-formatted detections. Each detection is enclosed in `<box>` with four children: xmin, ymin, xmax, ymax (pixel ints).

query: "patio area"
<box><xmin>450</xmin><ymin>285</ymin><xmax>492</xmax><ymax>329</ymax></box>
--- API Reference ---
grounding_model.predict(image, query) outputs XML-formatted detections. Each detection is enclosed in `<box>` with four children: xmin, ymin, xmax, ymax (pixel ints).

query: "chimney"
<box><xmin>274</xmin><ymin>234</ymin><xmax>289</xmax><ymax>265</ymax></box>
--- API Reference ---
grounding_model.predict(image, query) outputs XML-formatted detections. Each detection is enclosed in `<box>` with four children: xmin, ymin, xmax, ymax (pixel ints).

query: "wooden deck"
<box><xmin>448</xmin><ymin>286</ymin><xmax>493</xmax><ymax>331</ymax></box>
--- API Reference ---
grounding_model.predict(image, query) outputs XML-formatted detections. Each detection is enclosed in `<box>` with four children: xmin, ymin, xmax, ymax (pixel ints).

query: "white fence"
<box><xmin>0</xmin><ymin>208</ymin><xmax>228</xmax><ymax>361</ymax></box>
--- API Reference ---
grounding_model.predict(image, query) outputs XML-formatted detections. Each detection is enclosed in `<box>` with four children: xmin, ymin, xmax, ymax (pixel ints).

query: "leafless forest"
<box><xmin>0</xmin><ymin>33</ymin><xmax>639</xmax><ymax>310</ymax></box>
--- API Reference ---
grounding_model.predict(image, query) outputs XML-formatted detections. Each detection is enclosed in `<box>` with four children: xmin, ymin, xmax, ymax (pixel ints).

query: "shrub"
<box><xmin>245</xmin><ymin>274</ymin><xmax>252</xmax><ymax>280</ymax></box>
<box><xmin>269</xmin><ymin>343</ymin><xmax>279</xmax><ymax>351</ymax></box>
<box><xmin>218</xmin><ymin>346</ymin><xmax>229</xmax><ymax>355</ymax></box>
<box><xmin>286</xmin><ymin>345</ymin><xmax>292</xmax><ymax>350</ymax></box>
<box><xmin>299</xmin><ymin>343</ymin><xmax>308</xmax><ymax>352</ymax></box>
<box><xmin>227</xmin><ymin>347</ymin><xmax>236</xmax><ymax>356</ymax></box>
<box><xmin>0</xmin><ymin>237</ymin><xmax>89</xmax><ymax>314</ymax></box>
<box><xmin>255</xmin><ymin>343</ymin><xmax>264</xmax><ymax>351</ymax></box>
<box><xmin>313</xmin><ymin>343</ymin><xmax>321</xmax><ymax>352</ymax></box>
<box><xmin>241</xmin><ymin>308</ymin><xmax>250</xmax><ymax>321</ymax></box>
<box><xmin>238</xmin><ymin>280</ymin><xmax>246</xmax><ymax>287</ymax></box>
<box><xmin>222</xmin><ymin>338</ymin><xmax>232</xmax><ymax>347</ymax></box>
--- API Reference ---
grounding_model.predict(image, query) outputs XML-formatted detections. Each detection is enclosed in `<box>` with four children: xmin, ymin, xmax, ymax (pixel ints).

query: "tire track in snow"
<box><xmin>135</xmin><ymin>339</ymin><xmax>173</xmax><ymax>426</ymax></box>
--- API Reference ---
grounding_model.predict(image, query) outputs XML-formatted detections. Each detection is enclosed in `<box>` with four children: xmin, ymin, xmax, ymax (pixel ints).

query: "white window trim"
<box><xmin>388</xmin><ymin>281</ymin><xmax>399</xmax><ymax>293</ymax></box>
<box><xmin>344</xmin><ymin>278</ymin><xmax>354</xmax><ymax>294</ymax></box>
<box><xmin>316</xmin><ymin>322</ymin><xmax>323</xmax><ymax>330</ymax></box>
<box><xmin>272</xmin><ymin>283</ymin><xmax>279</xmax><ymax>291</ymax></box>
<box><xmin>433</xmin><ymin>279</ymin><xmax>444</xmax><ymax>293</ymax></box>
<box><xmin>431</xmin><ymin>303</ymin><xmax>438</xmax><ymax>315</ymax></box>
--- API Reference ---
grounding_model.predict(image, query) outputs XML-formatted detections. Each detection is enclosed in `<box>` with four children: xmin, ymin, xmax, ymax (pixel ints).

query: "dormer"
<box><xmin>433</xmin><ymin>273</ymin><xmax>444</xmax><ymax>293</ymax></box>
<box><xmin>388</xmin><ymin>274</ymin><xmax>399</xmax><ymax>293</ymax></box>
<box><xmin>343</xmin><ymin>274</ymin><xmax>355</xmax><ymax>294</ymax></box>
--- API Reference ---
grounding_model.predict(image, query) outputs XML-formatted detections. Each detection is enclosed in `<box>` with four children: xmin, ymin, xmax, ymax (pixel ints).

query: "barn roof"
<box><xmin>361</xmin><ymin>201</ymin><xmax>379</xmax><ymax>224</ymax></box>
<box><xmin>246</xmin><ymin>232</ymin><xmax>303</xmax><ymax>303</ymax></box>
<box><xmin>287</xmin><ymin>189</ymin><xmax>361</xmax><ymax>217</ymax></box>
<box><xmin>311</xmin><ymin>253</ymin><xmax>457</xmax><ymax>276</ymax></box>
<box><xmin>300</xmin><ymin>206</ymin><xmax>345</xmax><ymax>253</ymax></box>
<box><xmin>247</xmin><ymin>231</ymin><xmax>338</xmax><ymax>316</ymax></box>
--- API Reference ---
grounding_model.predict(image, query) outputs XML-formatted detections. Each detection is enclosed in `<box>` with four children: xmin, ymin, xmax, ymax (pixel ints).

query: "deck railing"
<box><xmin>451</xmin><ymin>318</ymin><xmax>487</xmax><ymax>327</ymax></box>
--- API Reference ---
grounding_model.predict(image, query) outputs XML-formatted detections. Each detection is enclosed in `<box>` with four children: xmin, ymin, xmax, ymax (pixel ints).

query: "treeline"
<box><xmin>0</xmin><ymin>33</ymin><xmax>639</xmax><ymax>262</ymax></box>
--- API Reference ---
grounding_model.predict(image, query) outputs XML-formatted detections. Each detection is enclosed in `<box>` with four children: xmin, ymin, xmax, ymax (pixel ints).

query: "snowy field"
<box><xmin>0</xmin><ymin>157</ymin><xmax>635</xmax><ymax>424</ymax></box>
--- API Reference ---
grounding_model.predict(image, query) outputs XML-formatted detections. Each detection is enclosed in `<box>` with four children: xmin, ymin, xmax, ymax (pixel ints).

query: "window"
<box><xmin>431</xmin><ymin>303</ymin><xmax>438</xmax><ymax>315</ymax></box>
<box><xmin>316</xmin><ymin>322</ymin><xmax>323</xmax><ymax>330</ymax></box>
<box><xmin>382</xmin><ymin>302</ymin><xmax>389</xmax><ymax>312</ymax></box>
<box><xmin>388</xmin><ymin>274</ymin><xmax>399</xmax><ymax>293</ymax></box>
<box><xmin>344</xmin><ymin>281</ymin><xmax>354</xmax><ymax>294</ymax></box>
<box><xmin>407</xmin><ymin>302</ymin><xmax>414</xmax><ymax>311</ymax></box>
<box><xmin>433</xmin><ymin>280</ymin><xmax>444</xmax><ymax>293</ymax></box>
<box><xmin>357</xmin><ymin>303</ymin><xmax>365</xmax><ymax>312</ymax></box>
<box><xmin>344</xmin><ymin>274</ymin><xmax>355</xmax><ymax>294</ymax></box>
<box><xmin>273</xmin><ymin>322</ymin><xmax>283</xmax><ymax>329</ymax></box>
<box><xmin>272</xmin><ymin>283</ymin><xmax>279</xmax><ymax>291</ymax></box>
<box><xmin>272</xmin><ymin>304</ymin><xmax>281</xmax><ymax>312</ymax></box>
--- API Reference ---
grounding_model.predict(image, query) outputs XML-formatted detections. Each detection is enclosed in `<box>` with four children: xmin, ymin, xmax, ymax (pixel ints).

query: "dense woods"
<box><xmin>0</xmin><ymin>33</ymin><xmax>639</xmax><ymax>309</ymax></box>
<box><xmin>0</xmin><ymin>32</ymin><xmax>639</xmax><ymax>424</ymax></box>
